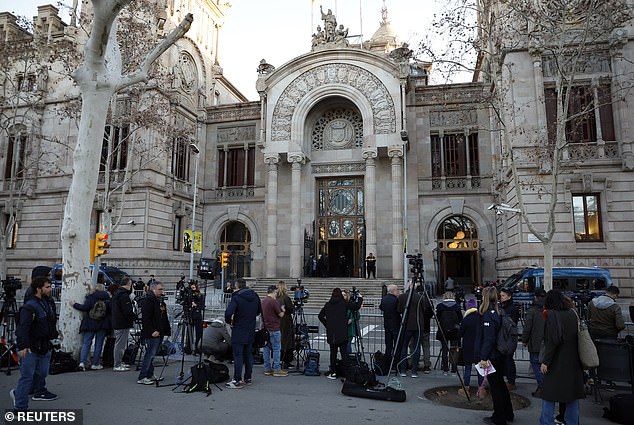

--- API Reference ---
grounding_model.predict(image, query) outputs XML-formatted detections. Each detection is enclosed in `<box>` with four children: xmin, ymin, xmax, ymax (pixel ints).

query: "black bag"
<box><xmin>122</xmin><ymin>344</ymin><xmax>139</xmax><ymax>365</ymax></box>
<box><xmin>344</xmin><ymin>353</ymin><xmax>377</xmax><ymax>388</ymax></box>
<box><xmin>603</xmin><ymin>394</ymin><xmax>634</xmax><ymax>425</ymax></box>
<box><xmin>184</xmin><ymin>362</ymin><xmax>230</xmax><ymax>393</ymax></box>
<box><xmin>450</xmin><ymin>346</ymin><xmax>464</xmax><ymax>367</ymax></box>
<box><xmin>439</xmin><ymin>310</ymin><xmax>461</xmax><ymax>340</ymax></box>
<box><xmin>303</xmin><ymin>349</ymin><xmax>320</xmax><ymax>376</ymax></box>
<box><xmin>341</xmin><ymin>381</ymin><xmax>406</xmax><ymax>402</ymax></box>
<box><xmin>254</xmin><ymin>329</ymin><xmax>269</xmax><ymax>349</ymax></box>
<box><xmin>49</xmin><ymin>351</ymin><xmax>79</xmax><ymax>375</ymax></box>
<box><xmin>205</xmin><ymin>360</ymin><xmax>230</xmax><ymax>383</ymax></box>
<box><xmin>101</xmin><ymin>336</ymin><xmax>115</xmax><ymax>368</ymax></box>
<box><xmin>372</xmin><ymin>351</ymin><xmax>391</xmax><ymax>376</ymax></box>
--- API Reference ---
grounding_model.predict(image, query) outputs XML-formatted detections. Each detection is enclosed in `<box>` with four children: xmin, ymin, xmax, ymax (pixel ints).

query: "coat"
<box><xmin>224</xmin><ymin>287</ymin><xmax>262</xmax><ymax>345</ymax></box>
<box><xmin>379</xmin><ymin>293</ymin><xmax>400</xmax><ymax>331</ymax></box>
<box><xmin>278</xmin><ymin>295</ymin><xmax>295</xmax><ymax>351</ymax></box>
<box><xmin>111</xmin><ymin>287</ymin><xmax>136</xmax><ymax>330</ymax></box>
<box><xmin>318</xmin><ymin>296</ymin><xmax>348</xmax><ymax>345</ymax></box>
<box><xmin>397</xmin><ymin>289</ymin><xmax>432</xmax><ymax>332</ymax></box>
<box><xmin>588</xmin><ymin>295</ymin><xmax>625</xmax><ymax>339</ymax></box>
<box><xmin>474</xmin><ymin>308</ymin><xmax>502</xmax><ymax>361</ymax></box>
<box><xmin>140</xmin><ymin>289</ymin><xmax>171</xmax><ymax>338</ymax></box>
<box><xmin>73</xmin><ymin>290</ymin><xmax>111</xmax><ymax>333</ymax></box>
<box><xmin>521</xmin><ymin>298</ymin><xmax>545</xmax><ymax>353</ymax></box>
<box><xmin>460</xmin><ymin>307</ymin><xmax>479</xmax><ymax>364</ymax></box>
<box><xmin>541</xmin><ymin>309</ymin><xmax>585</xmax><ymax>402</ymax></box>
<box><xmin>436</xmin><ymin>299</ymin><xmax>462</xmax><ymax>341</ymax></box>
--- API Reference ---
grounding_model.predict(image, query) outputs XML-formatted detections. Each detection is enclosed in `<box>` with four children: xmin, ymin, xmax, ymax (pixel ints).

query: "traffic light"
<box><xmin>95</xmin><ymin>232</ymin><xmax>110</xmax><ymax>256</ymax></box>
<box><xmin>221</xmin><ymin>252</ymin><xmax>230</xmax><ymax>268</ymax></box>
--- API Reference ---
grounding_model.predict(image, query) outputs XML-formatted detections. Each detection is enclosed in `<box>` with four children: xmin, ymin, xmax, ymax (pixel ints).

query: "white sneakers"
<box><xmin>91</xmin><ymin>364</ymin><xmax>103</xmax><ymax>370</ymax></box>
<box><xmin>113</xmin><ymin>365</ymin><xmax>130</xmax><ymax>372</ymax></box>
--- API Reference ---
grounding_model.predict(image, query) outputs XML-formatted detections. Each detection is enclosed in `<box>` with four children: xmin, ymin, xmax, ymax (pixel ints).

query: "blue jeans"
<box><xmin>232</xmin><ymin>342</ymin><xmax>253</xmax><ymax>382</ymax></box>
<box><xmin>530</xmin><ymin>352</ymin><xmax>544</xmax><ymax>388</ymax></box>
<box><xmin>463</xmin><ymin>363</ymin><xmax>484</xmax><ymax>387</ymax></box>
<box><xmin>138</xmin><ymin>337</ymin><xmax>161</xmax><ymax>380</ymax></box>
<box><xmin>14</xmin><ymin>351</ymin><xmax>51</xmax><ymax>410</ymax></box>
<box><xmin>80</xmin><ymin>330</ymin><xmax>106</xmax><ymax>366</ymax></box>
<box><xmin>263</xmin><ymin>330</ymin><xmax>282</xmax><ymax>371</ymax></box>
<box><xmin>540</xmin><ymin>399</ymin><xmax>579</xmax><ymax>425</ymax></box>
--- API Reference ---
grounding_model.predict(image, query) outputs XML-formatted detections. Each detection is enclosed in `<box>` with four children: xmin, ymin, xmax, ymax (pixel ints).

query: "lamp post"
<box><xmin>189</xmin><ymin>142</ymin><xmax>200</xmax><ymax>280</ymax></box>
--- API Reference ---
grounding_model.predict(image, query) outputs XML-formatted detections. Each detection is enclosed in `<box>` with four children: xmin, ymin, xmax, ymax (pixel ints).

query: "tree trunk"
<box><xmin>59</xmin><ymin>91</ymin><xmax>114</xmax><ymax>354</ymax></box>
<box><xmin>543</xmin><ymin>240</ymin><xmax>554</xmax><ymax>292</ymax></box>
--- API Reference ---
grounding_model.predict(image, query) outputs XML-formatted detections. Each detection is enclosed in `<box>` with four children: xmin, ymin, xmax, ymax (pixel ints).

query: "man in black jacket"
<box><xmin>112</xmin><ymin>277</ymin><xmax>136</xmax><ymax>372</ymax></box>
<box><xmin>379</xmin><ymin>284</ymin><xmax>400</xmax><ymax>362</ymax></box>
<box><xmin>137</xmin><ymin>281</ymin><xmax>171</xmax><ymax>385</ymax></box>
<box><xmin>11</xmin><ymin>277</ymin><xmax>58</xmax><ymax>411</ymax></box>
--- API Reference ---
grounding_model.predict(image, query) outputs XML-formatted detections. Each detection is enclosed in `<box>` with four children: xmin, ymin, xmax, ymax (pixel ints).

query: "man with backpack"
<box><xmin>111</xmin><ymin>277</ymin><xmax>136</xmax><ymax>372</ymax></box>
<box><xmin>436</xmin><ymin>291</ymin><xmax>463</xmax><ymax>375</ymax></box>
<box><xmin>72</xmin><ymin>283</ymin><xmax>111</xmax><ymax>371</ymax></box>
<box><xmin>10</xmin><ymin>277</ymin><xmax>58</xmax><ymax>411</ymax></box>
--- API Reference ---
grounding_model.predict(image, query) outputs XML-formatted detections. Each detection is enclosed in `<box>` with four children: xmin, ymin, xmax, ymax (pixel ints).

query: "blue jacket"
<box><xmin>474</xmin><ymin>308</ymin><xmax>502</xmax><ymax>361</ymax></box>
<box><xmin>225</xmin><ymin>288</ymin><xmax>262</xmax><ymax>345</ymax></box>
<box><xmin>73</xmin><ymin>290</ymin><xmax>111</xmax><ymax>333</ymax></box>
<box><xmin>379</xmin><ymin>293</ymin><xmax>400</xmax><ymax>331</ymax></box>
<box><xmin>16</xmin><ymin>296</ymin><xmax>56</xmax><ymax>354</ymax></box>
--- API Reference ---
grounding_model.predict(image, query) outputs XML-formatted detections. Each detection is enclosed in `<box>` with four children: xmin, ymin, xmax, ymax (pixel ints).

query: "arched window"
<box><xmin>219</xmin><ymin>221</ymin><xmax>251</xmax><ymax>278</ymax></box>
<box><xmin>437</xmin><ymin>215</ymin><xmax>478</xmax><ymax>250</ymax></box>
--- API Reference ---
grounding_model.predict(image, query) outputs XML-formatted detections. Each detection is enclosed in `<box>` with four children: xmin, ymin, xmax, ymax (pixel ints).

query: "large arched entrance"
<box><xmin>436</xmin><ymin>215</ymin><xmax>480</xmax><ymax>292</ymax></box>
<box><xmin>218</xmin><ymin>221</ymin><xmax>251</xmax><ymax>278</ymax></box>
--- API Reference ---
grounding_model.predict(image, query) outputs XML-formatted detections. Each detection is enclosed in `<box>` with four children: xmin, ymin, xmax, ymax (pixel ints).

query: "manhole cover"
<box><xmin>423</xmin><ymin>386</ymin><xmax>531</xmax><ymax>411</ymax></box>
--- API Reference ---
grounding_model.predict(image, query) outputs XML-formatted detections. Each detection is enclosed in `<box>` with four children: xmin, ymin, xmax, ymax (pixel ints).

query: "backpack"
<box><xmin>303</xmin><ymin>349</ymin><xmax>320</xmax><ymax>376</ymax></box>
<box><xmin>89</xmin><ymin>300</ymin><xmax>107</xmax><ymax>320</ymax></box>
<box><xmin>439</xmin><ymin>309</ymin><xmax>461</xmax><ymax>339</ymax></box>
<box><xmin>496</xmin><ymin>312</ymin><xmax>518</xmax><ymax>356</ymax></box>
<box><xmin>372</xmin><ymin>351</ymin><xmax>391</xmax><ymax>376</ymax></box>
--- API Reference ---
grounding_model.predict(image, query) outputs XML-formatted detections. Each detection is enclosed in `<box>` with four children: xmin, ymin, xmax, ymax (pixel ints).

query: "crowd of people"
<box><xmin>7</xmin><ymin>266</ymin><xmax>631</xmax><ymax>425</ymax></box>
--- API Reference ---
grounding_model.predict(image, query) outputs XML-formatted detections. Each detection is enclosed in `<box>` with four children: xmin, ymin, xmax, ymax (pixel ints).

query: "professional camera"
<box><xmin>176</xmin><ymin>285</ymin><xmax>194</xmax><ymax>310</ymax></box>
<box><xmin>1</xmin><ymin>277</ymin><xmax>22</xmax><ymax>299</ymax></box>
<box><xmin>349</xmin><ymin>286</ymin><xmax>361</xmax><ymax>304</ymax></box>
<box><xmin>407</xmin><ymin>253</ymin><xmax>424</xmax><ymax>275</ymax></box>
<box><xmin>292</xmin><ymin>279</ymin><xmax>309</xmax><ymax>307</ymax></box>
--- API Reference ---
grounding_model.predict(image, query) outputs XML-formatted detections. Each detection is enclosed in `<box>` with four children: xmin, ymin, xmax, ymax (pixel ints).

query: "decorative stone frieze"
<box><xmin>271</xmin><ymin>63</ymin><xmax>396</xmax><ymax>142</ymax></box>
<box><xmin>217</xmin><ymin>125</ymin><xmax>256</xmax><ymax>143</ymax></box>
<box><xmin>207</xmin><ymin>104</ymin><xmax>261</xmax><ymax>123</ymax></box>
<box><xmin>429</xmin><ymin>109</ymin><xmax>478</xmax><ymax>128</ymax></box>
<box><xmin>311</xmin><ymin>162</ymin><xmax>365</xmax><ymax>174</ymax></box>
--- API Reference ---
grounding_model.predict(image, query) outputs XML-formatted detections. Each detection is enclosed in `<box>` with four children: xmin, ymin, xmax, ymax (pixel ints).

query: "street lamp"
<box><xmin>189</xmin><ymin>142</ymin><xmax>200</xmax><ymax>280</ymax></box>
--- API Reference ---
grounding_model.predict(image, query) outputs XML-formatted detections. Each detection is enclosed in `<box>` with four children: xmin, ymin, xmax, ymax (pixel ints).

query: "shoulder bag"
<box><xmin>573</xmin><ymin>309</ymin><xmax>599</xmax><ymax>369</ymax></box>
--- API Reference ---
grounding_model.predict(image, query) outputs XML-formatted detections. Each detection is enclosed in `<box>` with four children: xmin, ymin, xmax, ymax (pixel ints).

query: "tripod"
<box><xmin>0</xmin><ymin>293</ymin><xmax>19</xmax><ymax>376</ymax></box>
<box><xmin>289</xmin><ymin>299</ymin><xmax>309</xmax><ymax>373</ymax></box>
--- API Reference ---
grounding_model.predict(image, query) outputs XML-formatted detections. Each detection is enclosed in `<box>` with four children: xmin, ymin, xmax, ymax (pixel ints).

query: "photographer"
<box><xmin>397</xmin><ymin>280</ymin><xmax>432</xmax><ymax>378</ymax></box>
<box><xmin>342</xmin><ymin>288</ymin><xmax>363</xmax><ymax>352</ymax></box>
<box><xmin>183</xmin><ymin>281</ymin><xmax>205</xmax><ymax>354</ymax></box>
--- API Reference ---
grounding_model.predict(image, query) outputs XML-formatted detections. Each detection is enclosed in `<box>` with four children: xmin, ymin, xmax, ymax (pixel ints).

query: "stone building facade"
<box><xmin>1</xmin><ymin>2</ymin><xmax>633</xmax><ymax>294</ymax></box>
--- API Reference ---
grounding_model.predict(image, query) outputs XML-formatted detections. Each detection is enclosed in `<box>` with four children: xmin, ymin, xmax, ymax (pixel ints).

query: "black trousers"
<box><xmin>488</xmin><ymin>356</ymin><xmax>514</xmax><ymax>424</ymax></box>
<box><xmin>328</xmin><ymin>341</ymin><xmax>348</xmax><ymax>373</ymax></box>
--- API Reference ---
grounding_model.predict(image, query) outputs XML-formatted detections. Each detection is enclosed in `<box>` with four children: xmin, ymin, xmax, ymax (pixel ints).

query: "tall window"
<box><xmin>572</xmin><ymin>194</ymin><xmax>602</xmax><ymax>241</ymax></box>
<box><xmin>172</xmin><ymin>137</ymin><xmax>191</xmax><ymax>182</ymax></box>
<box><xmin>217</xmin><ymin>146</ymin><xmax>255</xmax><ymax>187</ymax></box>
<box><xmin>173</xmin><ymin>216</ymin><xmax>183</xmax><ymax>251</ymax></box>
<box><xmin>4</xmin><ymin>127</ymin><xmax>27</xmax><ymax>179</ymax></box>
<box><xmin>431</xmin><ymin>133</ymin><xmax>479</xmax><ymax>177</ymax></box>
<box><xmin>544</xmin><ymin>84</ymin><xmax>615</xmax><ymax>144</ymax></box>
<box><xmin>101</xmin><ymin>125</ymin><xmax>129</xmax><ymax>172</ymax></box>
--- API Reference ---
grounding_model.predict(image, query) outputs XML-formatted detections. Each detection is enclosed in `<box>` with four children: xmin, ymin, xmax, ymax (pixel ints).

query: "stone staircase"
<box><xmin>250</xmin><ymin>277</ymin><xmax>403</xmax><ymax>310</ymax></box>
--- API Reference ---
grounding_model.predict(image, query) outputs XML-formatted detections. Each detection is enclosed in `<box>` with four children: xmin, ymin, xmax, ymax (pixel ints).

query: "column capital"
<box><xmin>387</xmin><ymin>145</ymin><xmax>403</xmax><ymax>158</ymax></box>
<box><xmin>287</xmin><ymin>152</ymin><xmax>306</xmax><ymax>164</ymax></box>
<box><xmin>264</xmin><ymin>153</ymin><xmax>279</xmax><ymax>165</ymax></box>
<box><xmin>362</xmin><ymin>149</ymin><xmax>377</xmax><ymax>160</ymax></box>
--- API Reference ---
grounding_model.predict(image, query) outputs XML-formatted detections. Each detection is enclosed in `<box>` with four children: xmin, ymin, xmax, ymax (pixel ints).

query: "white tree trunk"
<box><xmin>543</xmin><ymin>240</ymin><xmax>554</xmax><ymax>292</ymax></box>
<box><xmin>57</xmin><ymin>0</ymin><xmax>192</xmax><ymax>355</ymax></box>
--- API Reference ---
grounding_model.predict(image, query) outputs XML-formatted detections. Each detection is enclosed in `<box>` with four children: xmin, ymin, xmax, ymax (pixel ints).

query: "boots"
<box><xmin>458</xmin><ymin>386</ymin><xmax>471</xmax><ymax>397</ymax></box>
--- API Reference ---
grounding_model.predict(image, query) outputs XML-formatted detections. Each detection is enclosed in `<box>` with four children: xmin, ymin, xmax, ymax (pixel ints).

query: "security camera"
<box><xmin>487</xmin><ymin>204</ymin><xmax>496</xmax><ymax>210</ymax></box>
<box><xmin>126</xmin><ymin>220</ymin><xmax>136</xmax><ymax>225</ymax></box>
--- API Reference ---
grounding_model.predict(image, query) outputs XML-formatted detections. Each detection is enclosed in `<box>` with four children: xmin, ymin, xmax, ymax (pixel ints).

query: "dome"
<box><xmin>365</xmin><ymin>4</ymin><xmax>401</xmax><ymax>53</ymax></box>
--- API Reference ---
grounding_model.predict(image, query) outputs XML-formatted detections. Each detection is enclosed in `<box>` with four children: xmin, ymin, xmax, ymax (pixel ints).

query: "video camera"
<box><xmin>176</xmin><ymin>282</ymin><xmax>195</xmax><ymax>310</ymax></box>
<box><xmin>1</xmin><ymin>276</ymin><xmax>22</xmax><ymax>299</ymax></box>
<box><xmin>407</xmin><ymin>253</ymin><xmax>424</xmax><ymax>275</ymax></box>
<box><xmin>292</xmin><ymin>279</ymin><xmax>309</xmax><ymax>307</ymax></box>
<box><xmin>349</xmin><ymin>285</ymin><xmax>361</xmax><ymax>304</ymax></box>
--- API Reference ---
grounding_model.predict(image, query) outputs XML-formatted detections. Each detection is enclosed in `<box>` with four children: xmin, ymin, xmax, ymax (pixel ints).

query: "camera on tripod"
<box><xmin>176</xmin><ymin>284</ymin><xmax>194</xmax><ymax>311</ymax></box>
<box><xmin>1</xmin><ymin>277</ymin><xmax>22</xmax><ymax>299</ymax></box>
<box><xmin>292</xmin><ymin>279</ymin><xmax>309</xmax><ymax>307</ymax></box>
<box><xmin>349</xmin><ymin>286</ymin><xmax>361</xmax><ymax>303</ymax></box>
<box><xmin>407</xmin><ymin>253</ymin><xmax>424</xmax><ymax>275</ymax></box>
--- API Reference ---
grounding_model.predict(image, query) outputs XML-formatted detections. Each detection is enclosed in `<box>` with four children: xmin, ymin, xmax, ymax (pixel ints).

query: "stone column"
<box><xmin>264</xmin><ymin>154</ymin><xmax>279</xmax><ymax>277</ymax></box>
<box><xmin>610</xmin><ymin>29</ymin><xmax>633</xmax><ymax>170</ymax></box>
<box><xmin>362</xmin><ymin>150</ymin><xmax>378</xmax><ymax>266</ymax></box>
<box><xmin>288</xmin><ymin>153</ymin><xmax>305</xmax><ymax>278</ymax></box>
<box><xmin>388</xmin><ymin>146</ymin><xmax>404</xmax><ymax>279</ymax></box>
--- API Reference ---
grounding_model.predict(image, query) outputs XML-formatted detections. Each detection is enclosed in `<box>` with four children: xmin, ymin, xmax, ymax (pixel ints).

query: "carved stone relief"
<box><xmin>217</xmin><ymin>126</ymin><xmax>256</xmax><ymax>143</ymax></box>
<box><xmin>542</xmin><ymin>51</ymin><xmax>611</xmax><ymax>77</ymax></box>
<box><xmin>429</xmin><ymin>109</ymin><xmax>478</xmax><ymax>128</ymax></box>
<box><xmin>312</xmin><ymin>108</ymin><xmax>363</xmax><ymax>151</ymax></box>
<box><xmin>271</xmin><ymin>63</ymin><xmax>396</xmax><ymax>142</ymax></box>
<box><xmin>312</xmin><ymin>162</ymin><xmax>366</xmax><ymax>174</ymax></box>
<box><xmin>174</xmin><ymin>51</ymin><xmax>198</xmax><ymax>94</ymax></box>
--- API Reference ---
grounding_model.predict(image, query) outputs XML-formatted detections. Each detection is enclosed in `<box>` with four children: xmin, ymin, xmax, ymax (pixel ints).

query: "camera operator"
<box><xmin>186</xmin><ymin>281</ymin><xmax>205</xmax><ymax>354</ymax></box>
<box><xmin>276</xmin><ymin>281</ymin><xmax>295</xmax><ymax>369</ymax></box>
<box><xmin>397</xmin><ymin>279</ymin><xmax>432</xmax><ymax>377</ymax></box>
<box><xmin>342</xmin><ymin>288</ymin><xmax>363</xmax><ymax>352</ymax></box>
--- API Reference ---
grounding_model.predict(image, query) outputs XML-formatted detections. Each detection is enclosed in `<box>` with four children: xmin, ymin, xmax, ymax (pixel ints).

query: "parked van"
<box><xmin>50</xmin><ymin>263</ymin><xmax>129</xmax><ymax>299</ymax></box>
<box><xmin>501</xmin><ymin>266</ymin><xmax>612</xmax><ymax>303</ymax></box>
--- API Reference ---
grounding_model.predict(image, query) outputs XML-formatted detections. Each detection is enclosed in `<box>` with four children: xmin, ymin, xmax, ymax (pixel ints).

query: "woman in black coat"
<box><xmin>475</xmin><ymin>287</ymin><xmax>514</xmax><ymax>425</ymax></box>
<box><xmin>318</xmin><ymin>288</ymin><xmax>348</xmax><ymax>379</ymax></box>
<box><xmin>459</xmin><ymin>298</ymin><xmax>482</xmax><ymax>395</ymax></box>
<box><xmin>276</xmin><ymin>281</ymin><xmax>295</xmax><ymax>368</ymax></box>
<box><xmin>539</xmin><ymin>291</ymin><xmax>585</xmax><ymax>425</ymax></box>
<box><xmin>72</xmin><ymin>284</ymin><xmax>111</xmax><ymax>370</ymax></box>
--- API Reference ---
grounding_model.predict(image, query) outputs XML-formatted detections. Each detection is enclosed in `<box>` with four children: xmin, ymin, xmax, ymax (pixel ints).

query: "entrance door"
<box><xmin>436</xmin><ymin>215</ymin><xmax>480</xmax><ymax>291</ymax></box>
<box><xmin>316</xmin><ymin>177</ymin><xmax>365</xmax><ymax>277</ymax></box>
